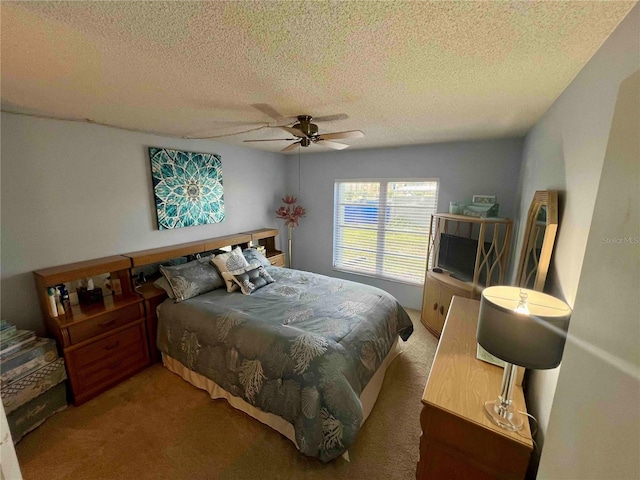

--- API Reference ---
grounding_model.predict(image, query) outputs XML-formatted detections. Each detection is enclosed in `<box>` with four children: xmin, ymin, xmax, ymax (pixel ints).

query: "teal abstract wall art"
<box><xmin>149</xmin><ymin>147</ymin><xmax>225</xmax><ymax>230</ymax></box>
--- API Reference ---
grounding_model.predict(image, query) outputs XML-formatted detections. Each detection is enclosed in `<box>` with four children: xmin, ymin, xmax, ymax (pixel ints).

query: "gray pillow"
<box><xmin>153</xmin><ymin>276</ymin><xmax>175</xmax><ymax>299</ymax></box>
<box><xmin>242</xmin><ymin>248</ymin><xmax>271</xmax><ymax>268</ymax></box>
<box><xmin>159</xmin><ymin>255</ymin><xmax>224</xmax><ymax>302</ymax></box>
<box><xmin>223</xmin><ymin>265</ymin><xmax>275</xmax><ymax>295</ymax></box>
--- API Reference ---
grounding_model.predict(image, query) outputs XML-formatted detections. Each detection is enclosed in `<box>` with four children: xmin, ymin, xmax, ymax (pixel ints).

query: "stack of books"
<box><xmin>1</xmin><ymin>324</ymin><xmax>36</xmax><ymax>358</ymax></box>
<box><xmin>0</xmin><ymin>320</ymin><xmax>68</xmax><ymax>443</ymax></box>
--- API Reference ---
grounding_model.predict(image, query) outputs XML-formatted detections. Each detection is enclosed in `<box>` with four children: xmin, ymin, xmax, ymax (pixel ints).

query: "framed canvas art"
<box><xmin>149</xmin><ymin>147</ymin><xmax>225</xmax><ymax>230</ymax></box>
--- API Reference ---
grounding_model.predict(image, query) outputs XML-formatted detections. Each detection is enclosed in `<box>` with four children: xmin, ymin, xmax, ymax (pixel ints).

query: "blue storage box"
<box><xmin>1</xmin><ymin>358</ymin><xmax>67</xmax><ymax>414</ymax></box>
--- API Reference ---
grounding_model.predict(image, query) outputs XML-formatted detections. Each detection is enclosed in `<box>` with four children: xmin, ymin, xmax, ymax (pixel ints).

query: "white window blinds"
<box><xmin>333</xmin><ymin>180</ymin><xmax>439</xmax><ymax>284</ymax></box>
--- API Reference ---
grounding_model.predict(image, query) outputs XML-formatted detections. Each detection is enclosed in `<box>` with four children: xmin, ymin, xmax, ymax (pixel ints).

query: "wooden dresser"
<box><xmin>33</xmin><ymin>256</ymin><xmax>150</xmax><ymax>406</ymax></box>
<box><xmin>417</xmin><ymin>297</ymin><xmax>533</xmax><ymax>480</ymax></box>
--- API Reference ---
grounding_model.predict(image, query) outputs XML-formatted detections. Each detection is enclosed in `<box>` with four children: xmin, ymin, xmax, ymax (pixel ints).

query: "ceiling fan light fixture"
<box><xmin>289</xmin><ymin>116</ymin><xmax>319</xmax><ymax>138</ymax></box>
<box><xmin>245</xmin><ymin>108</ymin><xmax>364</xmax><ymax>152</ymax></box>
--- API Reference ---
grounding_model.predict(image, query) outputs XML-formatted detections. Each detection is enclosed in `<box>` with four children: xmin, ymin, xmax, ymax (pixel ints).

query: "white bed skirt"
<box><xmin>162</xmin><ymin>336</ymin><xmax>402</xmax><ymax>460</ymax></box>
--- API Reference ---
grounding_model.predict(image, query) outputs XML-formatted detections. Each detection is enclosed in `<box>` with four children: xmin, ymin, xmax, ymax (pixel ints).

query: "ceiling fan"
<box><xmin>244</xmin><ymin>105</ymin><xmax>365</xmax><ymax>152</ymax></box>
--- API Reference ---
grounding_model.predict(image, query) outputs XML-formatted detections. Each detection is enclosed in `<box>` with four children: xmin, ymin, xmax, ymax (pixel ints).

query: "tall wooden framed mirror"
<box><xmin>515</xmin><ymin>190</ymin><xmax>558</xmax><ymax>291</ymax></box>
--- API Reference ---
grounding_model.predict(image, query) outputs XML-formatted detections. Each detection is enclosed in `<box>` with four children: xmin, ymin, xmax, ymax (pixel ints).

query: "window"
<box><xmin>333</xmin><ymin>179</ymin><xmax>439</xmax><ymax>284</ymax></box>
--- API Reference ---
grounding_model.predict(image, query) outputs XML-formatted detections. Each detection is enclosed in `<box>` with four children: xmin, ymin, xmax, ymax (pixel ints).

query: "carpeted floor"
<box><xmin>15</xmin><ymin>310</ymin><xmax>437</xmax><ymax>480</ymax></box>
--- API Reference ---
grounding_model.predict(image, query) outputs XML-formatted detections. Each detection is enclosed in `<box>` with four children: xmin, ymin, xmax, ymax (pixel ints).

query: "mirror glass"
<box><xmin>515</xmin><ymin>191</ymin><xmax>558</xmax><ymax>291</ymax></box>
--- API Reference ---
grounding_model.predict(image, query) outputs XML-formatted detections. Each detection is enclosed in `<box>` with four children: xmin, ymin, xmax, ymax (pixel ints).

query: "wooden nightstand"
<box><xmin>134</xmin><ymin>280</ymin><xmax>167</xmax><ymax>363</ymax></box>
<box><xmin>34</xmin><ymin>256</ymin><xmax>150</xmax><ymax>405</ymax></box>
<box><xmin>268</xmin><ymin>253</ymin><xmax>286</xmax><ymax>267</ymax></box>
<box><xmin>243</xmin><ymin>228</ymin><xmax>285</xmax><ymax>267</ymax></box>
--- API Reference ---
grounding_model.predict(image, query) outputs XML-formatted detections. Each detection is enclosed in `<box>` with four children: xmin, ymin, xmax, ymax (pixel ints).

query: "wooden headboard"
<box><xmin>123</xmin><ymin>228</ymin><xmax>281</xmax><ymax>267</ymax></box>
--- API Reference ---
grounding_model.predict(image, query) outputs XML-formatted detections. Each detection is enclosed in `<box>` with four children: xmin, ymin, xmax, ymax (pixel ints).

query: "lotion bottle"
<box><xmin>55</xmin><ymin>292</ymin><xmax>65</xmax><ymax>316</ymax></box>
<box><xmin>47</xmin><ymin>287</ymin><xmax>58</xmax><ymax>318</ymax></box>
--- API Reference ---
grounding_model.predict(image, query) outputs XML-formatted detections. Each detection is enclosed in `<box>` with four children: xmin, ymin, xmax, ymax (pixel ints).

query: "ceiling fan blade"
<box><xmin>184</xmin><ymin>124</ymin><xmax>270</xmax><ymax>139</ymax></box>
<box><xmin>251</xmin><ymin>103</ymin><xmax>286</xmax><ymax>121</ymax></box>
<box><xmin>312</xmin><ymin>113</ymin><xmax>349</xmax><ymax>122</ymax></box>
<box><xmin>243</xmin><ymin>138</ymin><xmax>296</xmax><ymax>143</ymax></box>
<box><xmin>316</xmin><ymin>139</ymin><xmax>349</xmax><ymax>150</ymax></box>
<box><xmin>318</xmin><ymin>130</ymin><xmax>365</xmax><ymax>140</ymax></box>
<box><xmin>281</xmin><ymin>126</ymin><xmax>308</xmax><ymax>138</ymax></box>
<box><xmin>252</xmin><ymin>104</ymin><xmax>297</xmax><ymax>125</ymax></box>
<box><xmin>282</xmin><ymin>142</ymin><xmax>301</xmax><ymax>152</ymax></box>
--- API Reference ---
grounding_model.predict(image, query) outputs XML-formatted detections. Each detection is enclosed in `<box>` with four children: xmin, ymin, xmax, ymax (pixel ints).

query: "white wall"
<box><xmin>539</xmin><ymin>69</ymin><xmax>639</xmax><ymax>480</ymax></box>
<box><xmin>511</xmin><ymin>4</ymin><xmax>639</xmax><ymax>477</ymax></box>
<box><xmin>0</xmin><ymin>402</ymin><xmax>22</xmax><ymax>479</ymax></box>
<box><xmin>1</xmin><ymin>113</ymin><xmax>287</xmax><ymax>333</ymax></box>
<box><xmin>284</xmin><ymin>139</ymin><xmax>524</xmax><ymax>309</ymax></box>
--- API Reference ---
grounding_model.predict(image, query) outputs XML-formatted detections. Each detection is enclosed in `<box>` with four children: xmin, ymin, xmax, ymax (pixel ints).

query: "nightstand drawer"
<box><xmin>68</xmin><ymin>303</ymin><xmax>143</xmax><ymax>344</ymax></box>
<box><xmin>69</xmin><ymin>322</ymin><xmax>148</xmax><ymax>392</ymax></box>
<box><xmin>72</xmin><ymin>323</ymin><xmax>144</xmax><ymax>366</ymax></box>
<box><xmin>269</xmin><ymin>253</ymin><xmax>285</xmax><ymax>267</ymax></box>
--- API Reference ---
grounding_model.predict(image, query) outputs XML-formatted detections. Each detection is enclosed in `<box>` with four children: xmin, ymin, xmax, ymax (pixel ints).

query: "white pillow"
<box><xmin>211</xmin><ymin>246</ymin><xmax>250</xmax><ymax>292</ymax></box>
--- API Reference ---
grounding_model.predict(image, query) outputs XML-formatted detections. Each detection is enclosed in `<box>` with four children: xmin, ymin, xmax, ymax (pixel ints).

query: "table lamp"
<box><xmin>477</xmin><ymin>286</ymin><xmax>572</xmax><ymax>431</ymax></box>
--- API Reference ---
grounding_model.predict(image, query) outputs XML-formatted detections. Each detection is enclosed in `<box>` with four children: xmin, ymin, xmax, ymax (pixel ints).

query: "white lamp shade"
<box><xmin>477</xmin><ymin>286</ymin><xmax>572</xmax><ymax>369</ymax></box>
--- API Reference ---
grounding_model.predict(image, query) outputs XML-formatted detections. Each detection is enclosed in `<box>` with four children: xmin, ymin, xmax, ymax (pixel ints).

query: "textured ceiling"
<box><xmin>1</xmin><ymin>1</ymin><xmax>635</xmax><ymax>154</ymax></box>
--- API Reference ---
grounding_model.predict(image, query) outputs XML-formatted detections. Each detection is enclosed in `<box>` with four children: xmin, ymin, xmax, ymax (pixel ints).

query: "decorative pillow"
<box><xmin>211</xmin><ymin>246</ymin><xmax>251</xmax><ymax>292</ymax></box>
<box><xmin>159</xmin><ymin>255</ymin><xmax>224</xmax><ymax>302</ymax></box>
<box><xmin>223</xmin><ymin>265</ymin><xmax>275</xmax><ymax>295</ymax></box>
<box><xmin>153</xmin><ymin>276</ymin><xmax>175</xmax><ymax>299</ymax></box>
<box><xmin>242</xmin><ymin>248</ymin><xmax>271</xmax><ymax>268</ymax></box>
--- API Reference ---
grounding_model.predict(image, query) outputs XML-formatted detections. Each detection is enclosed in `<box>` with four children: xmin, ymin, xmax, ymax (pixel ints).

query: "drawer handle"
<box><xmin>107</xmin><ymin>359</ymin><xmax>123</xmax><ymax>370</ymax></box>
<box><xmin>432</xmin><ymin>302</ymin><xmax>438</xmax><ymax>311</ymax></box>
<box><xmin>440</xmin><ymin>306</ymin><xmax>445</xmax><ymax>315</ymax></box>
<box><xmin>104</xmin><ymin>341</ymin><xmax>120</xmax><ymax>350</ymax></box>
<box><xmin>98</xmin><ymin>319</ymin><xmax>116</xmax><ymax>328</ymax></box>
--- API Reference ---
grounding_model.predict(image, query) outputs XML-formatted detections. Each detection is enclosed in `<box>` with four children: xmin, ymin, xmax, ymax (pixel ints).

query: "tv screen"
<box><xmin>437</xmin><ymin>233</ymin><xmax>490</xmax><ymax>284</ymax></box>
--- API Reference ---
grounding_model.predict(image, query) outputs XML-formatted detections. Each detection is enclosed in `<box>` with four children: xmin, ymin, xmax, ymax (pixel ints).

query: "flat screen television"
<box><xmin>437</xmin><ymin>233</ymin><xmax>492</xmax><ymax>284</ymax></box>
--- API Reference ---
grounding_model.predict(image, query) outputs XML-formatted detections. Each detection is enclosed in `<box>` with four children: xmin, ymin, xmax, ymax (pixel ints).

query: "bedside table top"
<box><xmin>422</xmin><ymin>296</ymin><xmax>533</xmax><ymax>448</ymax></box>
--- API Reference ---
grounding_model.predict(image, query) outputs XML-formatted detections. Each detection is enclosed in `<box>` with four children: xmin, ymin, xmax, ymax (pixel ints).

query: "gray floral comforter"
<box><xmin>156</xmin><ymin>267</ymin><xmax>413</xmax><ymax>462</ymax></box>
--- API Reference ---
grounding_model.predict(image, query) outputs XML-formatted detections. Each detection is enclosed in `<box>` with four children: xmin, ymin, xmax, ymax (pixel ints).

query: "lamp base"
<box><xmin>484</xmin><ymin>400</ymin><xmax>524</xmax><ymax>431</ymax></box>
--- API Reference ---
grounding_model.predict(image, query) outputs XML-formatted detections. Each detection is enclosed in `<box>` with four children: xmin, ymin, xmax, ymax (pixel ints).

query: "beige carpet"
<box><xmin>16</xmin><ymin>310</ymin><xmax>437</xmax><ymax>480</ymax></box>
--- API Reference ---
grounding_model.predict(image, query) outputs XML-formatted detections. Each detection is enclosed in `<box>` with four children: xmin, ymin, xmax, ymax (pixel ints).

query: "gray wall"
<box><xmin>511</xmin><ymin>5</ymin><xmax>639</xmax><ymax>478</ymax></box>
<box><xmin>1</xmin><ymin>114</ymin><xmax>524</xmax><ymax>327</ymax></box>
<box><xmin>284</xmin><ymin>139</ymin><xmax>524</xmax><ymax>309</ymax></box>
<box><xmin>1</xmin><ymin>113</ymin><xmax>287</xmax><ymax>333</ymax></box>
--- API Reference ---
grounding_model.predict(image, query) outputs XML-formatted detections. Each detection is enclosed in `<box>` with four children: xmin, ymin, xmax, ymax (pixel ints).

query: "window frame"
<box><xmin>332</xmin><ymin>178</ymin><xmax>440</xmax><ymax>286</ymax></box>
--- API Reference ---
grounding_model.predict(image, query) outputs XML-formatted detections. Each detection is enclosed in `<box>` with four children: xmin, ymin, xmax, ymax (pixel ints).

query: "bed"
<box><xmin>155</xmin><ymin>264</ymin><xmax>413</xmax><ymax>462</ymax></box>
